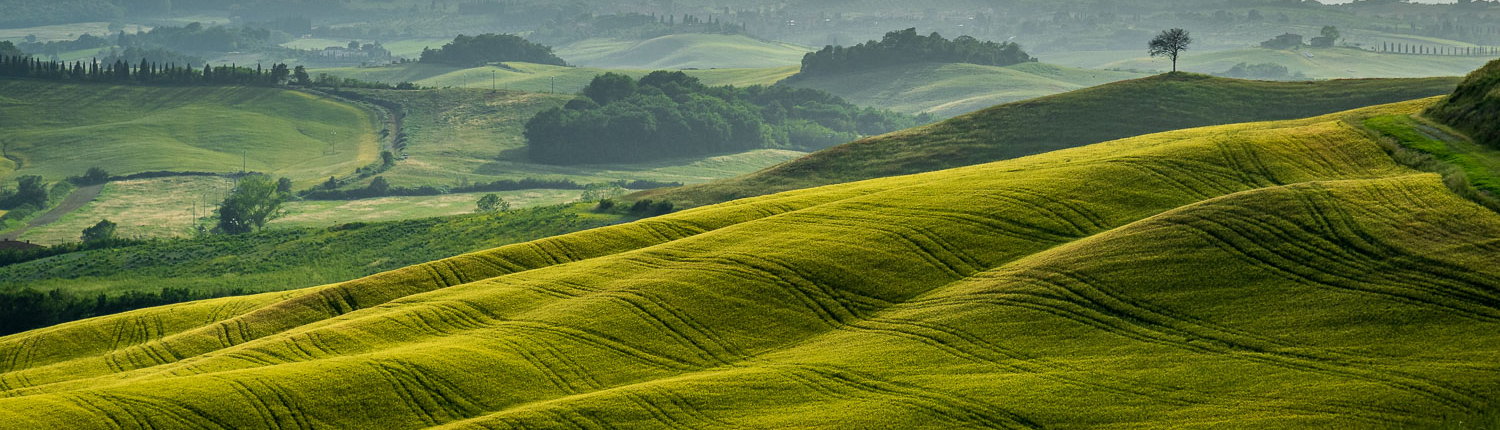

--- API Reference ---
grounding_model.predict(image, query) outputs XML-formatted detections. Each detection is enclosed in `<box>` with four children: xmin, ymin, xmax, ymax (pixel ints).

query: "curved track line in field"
<box><xmin>0</xmin><ymin>183</ymin><xmax>104</xmax><ymax>241</ymax></box>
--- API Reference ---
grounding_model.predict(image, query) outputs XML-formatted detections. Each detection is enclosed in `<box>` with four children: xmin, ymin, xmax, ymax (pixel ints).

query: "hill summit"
<box><xmin>1428</xmin><ymin>59</ymin><xmax>1500</xmax><ymax>147</ymax></box>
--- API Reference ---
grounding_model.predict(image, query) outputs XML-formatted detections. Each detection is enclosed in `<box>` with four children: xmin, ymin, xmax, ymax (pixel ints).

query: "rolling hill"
<box><xmin>555</xmin><ymin>34</ymin><xmax>811</xmax><ymax>70</ymax></box>
<box><xmin>784</xmin><ymin>62</ymin><xmax>1145</xmax><ymax>117</ymax></box>
<box><xmin>314</xmin><ymin>62</ymin><xmax>800</xmax><ymax>94</ymax></box>
<box><xmin>645</xmin><ymin>73</ymin><xmax>1460</xmax><ymax>207</ymax></box>
<box><xmin>330</xmin><ymin>88</ymin><xmax>805</xmax><ymax>189</ymax></box>
<box><xmin>1092</xmin><ymin>47</ymin><xmax>1495</xmax><ymax>79</ymax></box>
<box><xmin>0</xmin><ymin>80</ymin><xmax>381</xmax><ymax>184</ymax></box>
<box><xmin>0</xmin><ymin>91</ymin><xmax>1497</xmax><ymax>427</ymax></box>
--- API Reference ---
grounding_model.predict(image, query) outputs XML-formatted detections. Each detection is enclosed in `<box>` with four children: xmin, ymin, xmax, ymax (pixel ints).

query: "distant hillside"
<box><xmin>785</xmin><ymin>62</ymin><xmax>1144</xmax><ymax>117</ymax></box>
<box><xmin>2</xmin><ymin>97</ymin><xmax>1498</xmax><ymax>428</ymax></box>
<box><xmin>646</xmin><ymin>73</ymin><xmax>1459</xmax><ymax>207</ymax></box>
<box><xmin>555</xmin><ymin>34</ymin><xmax>810</xmax><ymax>70</ymax></box>
<box><xmin>315</xmin><ymin>62</ymin><xmax>799</xmax><ymax>94</ymax></box>
<box><xmin>0</xmin><ymin>80</ymin><xmax>380</xmax><ymax>184</ymax></box>
<box><xmin>1428</xmin><ymin>59</ymin><xmax>1500</xmax><ymax>147</ymax></box>
<box><xmin>1097</xmin><ymin>47</ymin><xmax>1494</xmax><ymax>79</ymax></box>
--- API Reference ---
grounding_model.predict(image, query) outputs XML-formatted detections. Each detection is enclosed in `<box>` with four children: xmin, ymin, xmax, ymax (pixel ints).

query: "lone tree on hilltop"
<box><xmin>1149</xmin><ymin>28</ymin><xmax>1192</xmax><ymax>73</ymax></box>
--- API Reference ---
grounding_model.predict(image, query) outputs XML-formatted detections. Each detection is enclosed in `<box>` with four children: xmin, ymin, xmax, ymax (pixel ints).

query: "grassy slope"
<box><xmin>9</xmin><ymin>176</ymin><xmax>593</xmax><ymax>244</ymax></box>
<box><xmin>0</xmin><ymin>80</ymin><xmax>380</xmax><ymax>184</ymax></box>
<box><xmin>2</xmin><ymin>98</ymin><xmax>1498</xmax><ymax>428</ymax></box>
<box><xmin>785</xmin><ymin>62</ymin><xmax>1145</xmax><ymax>117</ymax></box>
<box><xmin>316</xmin><ymin>62</ymin><xmax>800</xmax><ymax>94</ymax></box>
<box><xmin>15</xmin><ymin>176</ymin><xmax>235</xmax><ymax>244</ymax></box>
<box><xmin>555</xmin><ymin>34</ymin><xmax>811</xmax><ymax>70</ymax></box>
<box><xmin>347</xmin><ymin>88</ymin><xmax>804</xmax><ymax>189</ymax></box>
<box><xmin>0</xmin><ymin>204</ymin><xmax>620</xmax><ymax>296</ymax></box>
<box><xmin>281</xmin><ymin>37</ymin><xmax>451</xmax><ymax>59</ymax></box>
<box><xmin>1099</xmin><ymin>47</ymin><xmax>1494</xmax><ymax>79</ymax></box>
<box><xmin>645</xmin><ymin>73</ymin><xmax>1460</xmax><ymax>207</ymax></box>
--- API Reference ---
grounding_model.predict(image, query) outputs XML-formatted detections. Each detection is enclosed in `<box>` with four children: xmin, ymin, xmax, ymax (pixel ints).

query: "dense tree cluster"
<box><xmin>118</xmin><ymin>22</ymin><xmax>287</xmax><ymax>53</ymax></box>
<box><xmin>0</xmin><ymin>41</ymin><xmax>21</xmax><ymax>58</ymax></box>
<box><xmin>0</xmin><ymin>55</ymin><xmax>292</xmax><ymax>86</ymax></box>
<box><xmin>15</xmin><ymin>34</ymin><xmax>110</xmax><ymax>58</ymax></box>
<box><xmin>0</xmin><ymin>0</ymin><xmax>122</xmax><ymax>28</ymax></box>
<box><xmin>525</xmin><ymin>71</ymin><xmax>930</xmax><ymax>165</ymax></box>
<box><xmin>795</xmin><ymin>28</ymin><xmax>1033</xmax><ymax>77</ymax></box>
<box><xmin>419</xmin><ymin>34</ymin><xmax>566</xmax><ymax>67</ymax></box>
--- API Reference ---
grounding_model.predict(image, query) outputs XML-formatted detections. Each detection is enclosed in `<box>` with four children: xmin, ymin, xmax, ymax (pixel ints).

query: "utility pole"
<box><xmin>492</xmin><ymin>70</ymin><xmax>495</xmax><ymax>91</ymax></box>
<box><xmin>242</xmin><ymin>149</ymin><xmax>247</xmax><ymax>173</ymax></box>
<box><xmin>550</xmin><ymin>76</ymin><xmax>555</xmax><ymax>94</ymax></box>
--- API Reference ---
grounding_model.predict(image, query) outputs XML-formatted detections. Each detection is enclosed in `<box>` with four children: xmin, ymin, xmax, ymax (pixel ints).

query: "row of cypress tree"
<box><xmin>0</xmin><ymin>55</ymin><xmax>292</xmax><ymax>86</ymax></box>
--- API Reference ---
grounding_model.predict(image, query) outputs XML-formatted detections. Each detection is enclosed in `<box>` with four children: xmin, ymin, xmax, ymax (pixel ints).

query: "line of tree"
<box><xmin>793</xmin><ymin>28</ymin><xmax>1034</xmax><ymax>78</ymax></box>
<box><xmin>525</xmin><ymin>71</ymin><xmax>931</xmax><ymax>165</ymax></box>
<box><xmin>0</xmin><ymin>55</ymin><xmax>421</xmax><ymax>91</ymax></box>
<box><xmin>0</xmin><ymin>55</ymin><xmax>292</xmax><ymax>86</ymax></box>
<box><xmin>1377</xmin><ymin>42</ymin><xmax>1500</xmax><ymax>56</ymax></box>
<box><xmin>419</xmin><ymin>33</ymin><xmax>567</xmax><ymax>67</ymax></box>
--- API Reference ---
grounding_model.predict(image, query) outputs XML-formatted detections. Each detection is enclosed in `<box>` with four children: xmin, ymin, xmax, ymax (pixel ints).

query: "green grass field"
<box><xmin>0</xmin><ymin>22</ymin><xmax>149</xmax><ymax>43</ymax></box>
<box><xmin>554</xmin><ymin>34</ymin><xmax>811</xmax><ymax>69</ymax></box>
<box><xmin>0</xmin><ymin>94</ymin><xmax>1497</xmax><ymax>427</ymax></box>
<box><xmin>315</xmin><ymin>62</ymin><xmax>800</xmax><ymax>93</ymax></box>
<box><xmin>0</xmin><ymin>204</ymin><xmax>621</xmax><ymax>297</ymax></box>
<box><xmin>280</xmin><ymin>37</ymin><xmax>452</xmax><ymax>59</ymax></box>
<box><xmin>1095</xmin><ymin>47</ymin><xmax>1494</xmax><ymax>79</ymax></box>
<box><xmin>786</xmin><ymin>62</ymin><xmax>1145</xmax><ymax>117</ymax></box>
<box><xmin>343</xmin><ymin>88</ymin><xmax>804</xmax><ymax>189</ymax></box>
<box><xmin>7</xmin><ymin>176</ymin><xmax>588</xmax><ymax>244</ymax></box>
<box><xmin>647</xmin><ymin>73</ymin><xmax>1461</xmax><ymax>207</ymax></box>
<box><xmin>0</xmin><ymin>80</ymin><xmax>381</xmax><ymax>185</ymax></box>
<box><xmin>14</xmin><ymin>176</ymin><xmax>235</xmax><ymax>245</ymax></box>
<box><xmin>271</xmin><ymin>189</ymin><xmax>585</xmax><ymax>229</ymax></box>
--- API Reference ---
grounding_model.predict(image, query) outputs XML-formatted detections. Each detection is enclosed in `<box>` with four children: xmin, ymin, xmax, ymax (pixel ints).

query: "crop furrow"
<box><xmin>791</xmin><ymin>364</ymin><xmax>1041</xmax><ymax>429</ymax></box>
<box><xmin>503</xmin><ymin>321</ymin><xmax>698</xmax><ymax>371</ymax></box>
<box><xmin>1017</xmin><ymin>268</ymin><xmax>1482</xmax><ymax>410</ymax></box>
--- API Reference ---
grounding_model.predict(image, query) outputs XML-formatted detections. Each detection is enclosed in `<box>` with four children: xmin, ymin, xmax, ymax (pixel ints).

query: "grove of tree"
<box><xmin>794</xmin><ymin>28</ymin><xmax>1033</xmax><ymax>78</ymax></box>
<box><xmin>524</xmin><ymin>71</ymin><xmax>931</xmax><ymax>165</ymax></box>
<box><xmin>419</xmin><ymin>34</ymin><xmax>566</xmax><ymax>67</ymax></box>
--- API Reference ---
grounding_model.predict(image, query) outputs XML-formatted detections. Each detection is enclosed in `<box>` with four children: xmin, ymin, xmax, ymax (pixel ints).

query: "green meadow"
<box><xmin>554</xmin><ymin>34</ymin><xmax>812</xmax><ymax>69</ymax></box>
<box><xmin>648</xmin><ymin>73</ymin><xmax>1460</xmax><ymax>207</ymax></box>
<box><xmin>1</xmin><ymin>94</ymin><xmax>1497</xmax><ymax>427</ymax></box>
<box><xmin>0</xmin><ymin>204</ymin><xmax>620</xmax><ymax>297</ymax></box>
<box><xmin>339</xmin><ymin>88</ymin><xmax>805</xmax><ymax>189</ymax></box>
<box><xmin>8</xmin><ymin>175</ymin><xmax>590</xmax><ymax>244</ymax></box>
<box><xmin>315</xmin><ymin>62</ymin><xmax>800</xmax><ymax>94</ymax></box>
<box><xmin>0</xmin><ymin>80</ymin><xmax>381</xmax><ymax>185</ymax></box>
<box><xmin>785</xmin><ymin>62</ymin><xmax>1145</xmax><ymax>117</ymax></box>
<box><xmin>14</xmin><ymin>176</ymin><xmax>235</xmax><ymax>245</ymax></box>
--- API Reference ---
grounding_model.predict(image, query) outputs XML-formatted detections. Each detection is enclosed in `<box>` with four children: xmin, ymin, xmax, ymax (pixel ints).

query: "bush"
<box><xmin>81</xmin><ymin>219</ymin><xmax>117</xmax><ymax>243</ymax></box>
<box><xmin>70</xmin><ymin>167</ymin><xmax>111</xmax><ymax>186</ymax></box>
